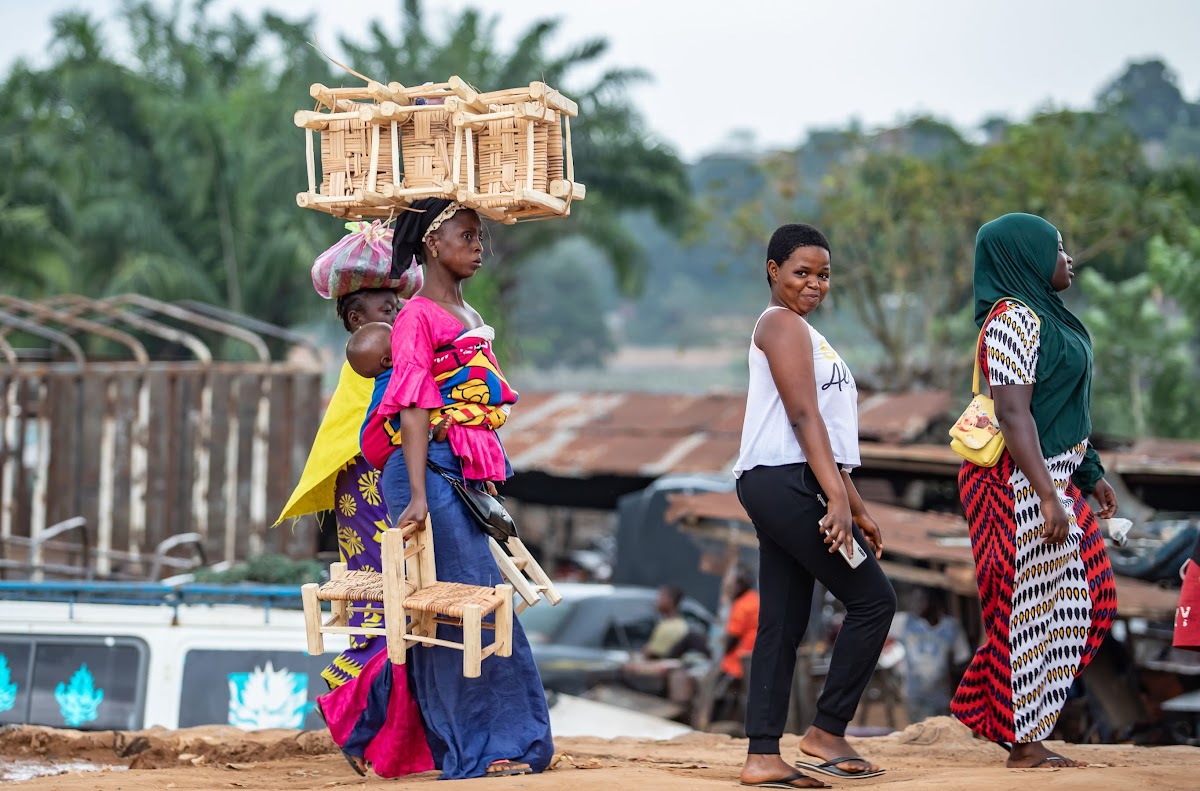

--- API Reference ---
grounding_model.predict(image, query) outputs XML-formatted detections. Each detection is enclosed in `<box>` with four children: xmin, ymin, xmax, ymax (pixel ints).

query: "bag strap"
<box><xmin>426</xmin><ymin>458</ymin><xmax>496</xmax><ymax>498</ymax></box>
<box><xmin>426</xmin><ymin>457</ymin><xmax>464</xmax><ymax>487</ymax></box>
<box><xmin>971</xmin><ymin>298</ymin><xmax>1040</xmax><ymax>396</ymax></box>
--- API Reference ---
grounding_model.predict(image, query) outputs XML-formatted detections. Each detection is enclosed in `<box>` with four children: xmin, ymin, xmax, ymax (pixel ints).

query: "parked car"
<box><xmin>520</xmin><ymin>583</ymin><xmax>715</xmax><ymax>695</ymax></box>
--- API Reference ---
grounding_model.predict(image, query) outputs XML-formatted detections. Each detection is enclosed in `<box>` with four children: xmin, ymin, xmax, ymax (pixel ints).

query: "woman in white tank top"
<box><xmin>735</xmin><ymin>224</ymin><xmax>896</xmax><ymax>789</ymax></box>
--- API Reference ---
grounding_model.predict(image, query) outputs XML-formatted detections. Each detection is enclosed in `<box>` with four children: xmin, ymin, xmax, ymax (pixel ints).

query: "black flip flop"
<box><xmin>740</xmin><ymin>771</ymin><xmax>829</xmax><ymax>789</ymax></box>
<box><xmin>794</xmin><ymin>756</ymin><xmax>885</xmax><ymax>780</ymax></box>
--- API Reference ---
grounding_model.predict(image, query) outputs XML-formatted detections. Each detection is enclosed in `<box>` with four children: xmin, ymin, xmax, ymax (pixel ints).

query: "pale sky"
<box><xmin>3</xmin><ymin>0</ymin><xmax>1199</xmax><ymax>161</ymax></box>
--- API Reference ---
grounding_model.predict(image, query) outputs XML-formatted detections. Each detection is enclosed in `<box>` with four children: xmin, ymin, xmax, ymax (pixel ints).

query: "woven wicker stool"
<box><xmin>301</xmin><ymin>518</ymin><xmax>514</xmax><ymax>679</ymax></box>
<box><xmin>295</xmin><ymin>76</ymin><xmax>585</xmax><ymax>222</ymax></box>
<box><xmin>445</xmin><ymin>81</ymin><xmax>585</xmax><ymax>224</ymax></box>
<box><xmin>488</xmin><ymin>536</ymin><xmax>563</xmax><ymax>614</ymax></box>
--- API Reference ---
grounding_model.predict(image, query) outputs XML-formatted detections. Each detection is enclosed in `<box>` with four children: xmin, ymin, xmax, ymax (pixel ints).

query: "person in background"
<box><xmin>277</xmin><ymin>225</ymin><xmax>429</xmax><ymax>777</ymax></box>
<box><xmin>889</xmin><ymin>588</ymin><xmax>971</xmax><ymax>724</ymax></box>
<box><xmin>643</xmin><ymin>585</ymin><xmax>689</xmax><ymax>659</ymax></box>
<box><xmin>721</xmin><ymin>567</ymin><xmax>759</xmax><ymax>682</ymax></box>
<box><xmin>1174</xmin><ymin>534</ymin><xmax>1200</xmax><ymax>652</ymax></box>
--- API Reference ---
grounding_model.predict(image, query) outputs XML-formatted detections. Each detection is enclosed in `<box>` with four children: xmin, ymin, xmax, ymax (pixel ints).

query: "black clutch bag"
<box><xmin>426</xmin><ymin>459</ymin><xmax>518</xmax><ymax>543</ymax></box>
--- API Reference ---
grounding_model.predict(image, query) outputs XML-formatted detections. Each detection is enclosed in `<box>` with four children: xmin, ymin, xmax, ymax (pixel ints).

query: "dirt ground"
<box><xmin>2</xmin><ymin>717</ymin><xmax>1198</xmax><ymax>791</ymax></box>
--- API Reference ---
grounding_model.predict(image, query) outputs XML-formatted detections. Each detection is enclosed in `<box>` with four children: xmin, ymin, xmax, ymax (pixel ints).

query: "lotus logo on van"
<box><xmin>227</xmin><ymin>661</ymin><xmax>309</xmax><ymax>730</ymax></box>
<box><xmin>0</xmin><ymin>655</ymin><xmax>17</xmax><ymax>713</ymax></box>
<box><xmin>55</xmin><ymin>664</ymin><xmax>104</xmax><ymax>727</ymax></box>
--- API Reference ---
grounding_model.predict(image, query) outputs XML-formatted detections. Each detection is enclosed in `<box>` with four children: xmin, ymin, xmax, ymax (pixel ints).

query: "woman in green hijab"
<box><xmin>950</xmin><ymin>213</ymin><xmax>1118</xmax><ymax>768</ymax></box>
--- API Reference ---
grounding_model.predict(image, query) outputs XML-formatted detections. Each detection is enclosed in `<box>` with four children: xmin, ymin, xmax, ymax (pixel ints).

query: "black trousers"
<box><xmin>737</xmin><ymin>462</ymin><xmax>896</xmax><ymax>754</ymax></box>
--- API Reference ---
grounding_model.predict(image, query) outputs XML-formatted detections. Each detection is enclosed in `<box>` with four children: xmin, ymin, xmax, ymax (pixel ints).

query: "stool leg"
<box><xmin>329</xmin><ymin>562</ymin><xmax>348</xmax><ymax>625</ymax></box>
<box><xmin>495</xmin><ymin>584</ymin><xmax>513</xmax><ymax>658</ymax></box>
<box><xmin>489</xmin><ymin>537</ymin><xmax>538</xmax><ymax>607</ymax></box>
<box><xmin>301</xmin><ymin>583</ymin><xmax>324</xmax><ymax>655</ymax></box>
<box><xmin>463</xmin><ymin>604</ymin><xmax>483</xmax><ymax>678</ymax></box>
<box><xmin>382</xmin><ymin>529</ymin><xmax>408</xmax><ymax>665</ymax></box>
<box><xmin>507</xmin><ymin>537</ymin><xmax>562</xmax><ymax>605</ymax></box>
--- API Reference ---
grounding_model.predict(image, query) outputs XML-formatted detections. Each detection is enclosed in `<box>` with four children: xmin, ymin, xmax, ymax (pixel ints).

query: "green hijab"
<box><xmin>973</xmin><ymin>213</ymin><xmax>1103</xmax><ymax>489</ymax></box>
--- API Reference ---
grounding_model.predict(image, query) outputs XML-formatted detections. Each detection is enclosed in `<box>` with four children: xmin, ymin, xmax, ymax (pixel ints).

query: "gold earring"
<box><xmin>431</xmin><ymin>248</ymin><xmax>438</xmax><ymax>258</ymax></box>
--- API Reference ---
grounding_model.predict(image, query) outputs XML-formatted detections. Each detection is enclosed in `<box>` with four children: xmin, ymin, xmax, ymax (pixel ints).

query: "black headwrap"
<box><xmin>389</xmin><ymin>198</ymin><xmax>457</xmax><ymax>278</ymax></box>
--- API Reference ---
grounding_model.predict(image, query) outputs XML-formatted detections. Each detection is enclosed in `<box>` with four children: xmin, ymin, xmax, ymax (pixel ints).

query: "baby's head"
<box><xmin>346</xmin><ymin>321</ymin><xmax>393</xmax><ymax>379</ymax></box>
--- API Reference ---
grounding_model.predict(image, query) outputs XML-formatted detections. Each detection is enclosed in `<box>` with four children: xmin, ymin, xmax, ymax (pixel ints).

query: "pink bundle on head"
<box><xmin>312</xmin><ymin>221</ymin><xmax>423</xmax><ymax>299</ymax></box>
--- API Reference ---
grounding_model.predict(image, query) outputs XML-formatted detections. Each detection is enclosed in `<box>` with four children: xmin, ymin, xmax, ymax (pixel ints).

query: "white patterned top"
<box><xmin>984</xmin><ymin>302</ymin><xmax>1040</xmax><ymax>387</ymax></box>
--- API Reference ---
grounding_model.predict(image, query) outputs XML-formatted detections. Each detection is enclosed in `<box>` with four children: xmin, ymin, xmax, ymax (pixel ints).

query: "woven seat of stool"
<box><xmin>404</xmin><ymin>581</ymin><xmax>505</xmax><ymax>618</ymax></box>
<box><xmin>319</xmin><ymin>570</ymin><xmax>414</xmax><ymax>602</ymax></box>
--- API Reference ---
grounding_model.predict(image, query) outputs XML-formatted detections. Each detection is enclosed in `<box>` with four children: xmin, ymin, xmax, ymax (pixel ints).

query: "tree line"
<box><xmin>2</xmin><ymin>2</ymin><xmax>1198</xmax><ymax>440</ymax></box>
<box><xmin>660</xmin><ymin>60</ymin><xmax>1200</xmax><ymax>440</ymax></box>
<box><xmin>0</xmin><ymin>0</ymin><xmax>687</xmax><ymax>339</ymax></box>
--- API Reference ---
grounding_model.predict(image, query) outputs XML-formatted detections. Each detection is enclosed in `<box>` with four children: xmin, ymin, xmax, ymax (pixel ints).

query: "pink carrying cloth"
<box><xmin>316</xmin><ymin>651</ymin><xmax>435</xmax><ymax>778</ymax></box>
<box><xmin>378</xmin><ymin>297</ymin><xmax>513</xmax><ymax>481</ymax></box>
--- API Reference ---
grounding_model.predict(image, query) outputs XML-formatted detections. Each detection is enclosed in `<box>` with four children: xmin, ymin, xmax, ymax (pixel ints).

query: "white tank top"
<box><xmin>732</xmin><ymin>307</ymin><xmax>861</xmax><ymax>476</ymax></box>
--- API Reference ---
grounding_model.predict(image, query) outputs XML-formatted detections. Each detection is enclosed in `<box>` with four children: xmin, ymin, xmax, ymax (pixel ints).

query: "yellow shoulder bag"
<box><xmin>948</xmin><ymin>298</ymin><xmax>1039</xmax><ymax>467</ymax></box>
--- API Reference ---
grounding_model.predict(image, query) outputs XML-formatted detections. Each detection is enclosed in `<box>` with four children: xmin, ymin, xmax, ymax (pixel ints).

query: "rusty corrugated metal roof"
<box><xmin>504</xmin><ymin>389</ymin><xmax>1200</xmax><ymax>480</ymax></box>
<box><xmin>1128</xmin><ymin>438</ymin><xmax>1200</xmax><ymax>462</ymax></box>
<box><xmin>663</xmin><ymin>490</ymin><xmax>1179</xmax><ymax>620</ymax></box>
<box><xmin>504</xmin><ymin>389</ymin><xmax>955</xmax><ymax>478</ymax></box>
<box><xmin>857</xmin><ymin>390</ymin><xmax>954</xmax><ymax>443</ymax></box>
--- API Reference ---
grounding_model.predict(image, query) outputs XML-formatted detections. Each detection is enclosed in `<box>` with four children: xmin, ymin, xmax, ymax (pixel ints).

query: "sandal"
<box><xmin>313</xmin><ymin>699</ymin><xmax>368</xmax><ymax>777</ymax></box>
<box><xmin>486</xmin><ymin>760</ymin><xmax>532</xmax><ymax>777</ymax></box>
<box><xmin>794</xmin><ymin>756</ymin><xmax>884</xmax><ymax>780</ymax></box>
<box><xmin>741</xmin><ymin>770</ymin><xmax>829</xmax><ymax>789</ymax></box>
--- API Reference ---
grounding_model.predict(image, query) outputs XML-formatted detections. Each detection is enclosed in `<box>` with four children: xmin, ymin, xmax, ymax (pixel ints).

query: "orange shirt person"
<box><xmin>721</xmin><ymin>569</ymin><xmax>760</xmax><ymax>678</ymax></box>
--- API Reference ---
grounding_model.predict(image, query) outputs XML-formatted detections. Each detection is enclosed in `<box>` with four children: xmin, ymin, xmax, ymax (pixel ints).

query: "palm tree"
<box><xmin>0</xmin><ymin>0</ymin><xmax>689</xmax><ymax>340</ymax></box>
<box><xmin>338</xmin><ymin>0</ymin><xmax>691</xmax><ymax>327</ymax></box>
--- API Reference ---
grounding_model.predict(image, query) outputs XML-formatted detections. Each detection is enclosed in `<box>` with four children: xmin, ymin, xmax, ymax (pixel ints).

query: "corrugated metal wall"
<box><xmin>0</xmin><ymin>297</ymin><xmax>324</xmax><ymax>580</ymax></box>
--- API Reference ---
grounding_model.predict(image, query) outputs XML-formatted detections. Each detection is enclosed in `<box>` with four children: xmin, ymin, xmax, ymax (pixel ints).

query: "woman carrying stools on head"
<box><xmin>377</xmin><ymin>198</ymin><xmax>553</xmax><ymax>780</ymax></box>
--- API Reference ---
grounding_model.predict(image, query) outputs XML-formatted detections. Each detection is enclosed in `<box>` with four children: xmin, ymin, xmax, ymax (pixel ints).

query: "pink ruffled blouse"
<box><xmin>378</xmin><ymin>296</ymin><xmax>510</xmax><ymax>481</ymax></box>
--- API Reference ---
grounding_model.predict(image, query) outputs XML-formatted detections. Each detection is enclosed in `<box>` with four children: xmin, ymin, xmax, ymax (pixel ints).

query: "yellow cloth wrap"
<box><xmin>435</xmin><ymin>401</ymin><xmax>508</xmax><ymax>429</ymax></box>
<box><xmin>381</xmin><ymin>401</ymin><xmax>508</xmax><ymax>448</ymax></box>
<box><xmin>274</xmin><ymin>362</ymin><xmax>375</xmax><ymax>525</ymax></box>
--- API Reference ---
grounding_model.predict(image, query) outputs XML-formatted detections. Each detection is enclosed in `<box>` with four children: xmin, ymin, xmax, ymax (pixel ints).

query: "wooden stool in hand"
<box><xmin>301</xmin><ymin>517</ymin><xmax>514</xmax><ymax>678</ymax></box>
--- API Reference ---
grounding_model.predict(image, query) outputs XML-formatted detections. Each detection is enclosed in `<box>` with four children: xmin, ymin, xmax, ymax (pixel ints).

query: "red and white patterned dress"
<box><xmin>951</xmin><ymin>301</ymin><xmax>1117</xmax><ymax>744</ymax></box>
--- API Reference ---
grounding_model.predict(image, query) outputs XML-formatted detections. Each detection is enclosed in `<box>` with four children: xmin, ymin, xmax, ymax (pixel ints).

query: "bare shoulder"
<box><xmin>754</xmin><ymin>308</ymin><xmax>811</xmax><ymax>352</ymax></box>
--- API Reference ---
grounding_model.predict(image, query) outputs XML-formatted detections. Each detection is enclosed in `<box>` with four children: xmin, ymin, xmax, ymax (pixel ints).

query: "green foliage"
<box><xmin>0</xmin><ymin>4</ymin><xmax>334</xmax><ymax>325</ymax></box>
<box><xmin>1097</xmin><ymin>59</ymin><xmax>1200</xmax><ymax>144</ymax></box>
<box><xmin>698</xmin><ymin>74</ymin><xmax>1200</xmax><ymax>392</ymax></box>
<box><xmin>193</xmin><ymin>553</ymin><xmax>324</xmax><ymax>585</ymax></box>
<box><xmin>0</xmin><ymin>1</ymin><xmax>688</xmax><ymax>352</ymax></box>
<box><xmin>1080</xmin><ymin>267</ymin><xmax>1200</xmax><ymax>440</ymax></box>
<box><xmin>1148</xmin><ymin>228</ymin><xmax>1200</xmax><ymax>325</ymax></box>
<box><xmin>510</xmin><ymin>239</ymin><xmax>616</xmax><ymax>368</ymax></box>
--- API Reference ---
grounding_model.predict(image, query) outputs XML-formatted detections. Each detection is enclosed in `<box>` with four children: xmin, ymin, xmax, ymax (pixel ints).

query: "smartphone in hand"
<box><xmin>838</xmin><ymin>536</ymin><xmax>868</xmax><ymax>569</ymax></box>
<box><xmin>819</xmin><ymin>514</ymin><xmax>868</xmax><ymax>569</ymax></box>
